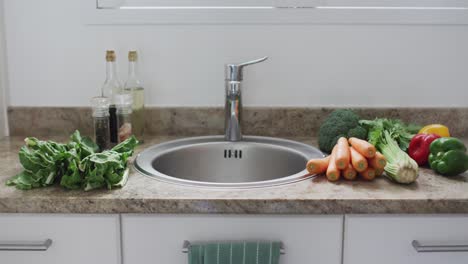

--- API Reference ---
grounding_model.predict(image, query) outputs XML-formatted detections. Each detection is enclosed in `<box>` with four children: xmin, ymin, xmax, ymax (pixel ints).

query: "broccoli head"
<box><xmin>318</xmin><ymin>109</ymin><xmax>368</xmax><ymax>153</ymax></box>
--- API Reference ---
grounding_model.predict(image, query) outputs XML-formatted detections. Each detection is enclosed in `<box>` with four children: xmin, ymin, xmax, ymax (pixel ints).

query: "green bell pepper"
<box><xmin>428</xmin><ymin>137</ymin><xmax>468</xmax><ymax>176</ymax></box>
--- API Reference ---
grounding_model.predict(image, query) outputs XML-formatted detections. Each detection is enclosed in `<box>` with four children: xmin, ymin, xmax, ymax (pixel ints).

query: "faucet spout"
<box><xmin>225</xmin><ymin>81</ymin><xmax>242</xmax><ymax>141</ymax></box>
<box><xmin>224</xmin><ymin>57</ymin><xmax>268</xmax><ymax>142</ymax></box>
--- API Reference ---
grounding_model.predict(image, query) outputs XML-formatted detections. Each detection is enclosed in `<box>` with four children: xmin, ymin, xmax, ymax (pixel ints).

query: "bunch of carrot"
<box><xmin>306</xmin><ymin>137</ymin><xmax>387</xmax><ymax>182</ymax></box>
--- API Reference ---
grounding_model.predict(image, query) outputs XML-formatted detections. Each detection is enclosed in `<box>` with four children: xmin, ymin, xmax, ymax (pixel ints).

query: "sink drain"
<box><xmin>224</xmin><ymin>149</ymin><xmax>243</xmax><ymax>159</ymax></box>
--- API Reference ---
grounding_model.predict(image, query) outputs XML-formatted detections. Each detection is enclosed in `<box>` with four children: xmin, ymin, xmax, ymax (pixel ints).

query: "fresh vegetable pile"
<box><xmin>307</xmin><ymin>137</ymin><xmax>386</xmax><ymax>182</ymax></box>
<box><xmin>317</xmin><ymin>110</ymin><xmax>420</xmax><ymax>184</ymax></box>
<box><xmin>6</xmin><ymin>131</ymin><xmax>138</xmax><ymax>191</ymax></box>
<box><xmin>315</xmin><ymin>110</ymin><xmax>468</xmax><ymax>185</ymax></box>
<box><xmin>408</xmin><ymin>124</ymin><xmax>468</xmax><ymax>177</ymax></box>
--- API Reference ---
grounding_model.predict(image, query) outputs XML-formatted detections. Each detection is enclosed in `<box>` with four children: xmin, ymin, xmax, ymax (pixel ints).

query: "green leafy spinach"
<box><xmin>6</xmin><ymin>131</ymin><xmax>138</xmax><ymax>191</ymax></box>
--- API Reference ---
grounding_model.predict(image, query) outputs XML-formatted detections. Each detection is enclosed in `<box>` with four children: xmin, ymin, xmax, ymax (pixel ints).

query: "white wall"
<box><xmin>3</xmin><ymin>0</ymin><xmax>468</xmax><ymax>107</ymax></box>
<box><xmin>0</xmin><ymin>0</ymin><xmax>8</xmax><ymax>136</ymax></box>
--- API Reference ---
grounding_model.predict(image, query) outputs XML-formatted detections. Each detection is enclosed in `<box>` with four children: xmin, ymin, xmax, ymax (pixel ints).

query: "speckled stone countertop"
<box><xmin>0</xmin><ymin>135</ymin><xmax>467</xmax><ymax>214</ymax></box>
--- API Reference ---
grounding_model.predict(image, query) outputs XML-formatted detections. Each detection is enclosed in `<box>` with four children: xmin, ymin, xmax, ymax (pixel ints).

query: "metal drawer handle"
<box><xmin>182</xmin><ymin>240</ymin><xmax>285</xmax><ymax>255</ymax></box>
<box><xmin>412</xmin><ymin>240</ymin><xmax>468</xmax><ymax>252</ymax></box>
<box><xmin>0</xmin><ymin>239</ymin><xmax>52</xmax><ymax>251</ymax></box>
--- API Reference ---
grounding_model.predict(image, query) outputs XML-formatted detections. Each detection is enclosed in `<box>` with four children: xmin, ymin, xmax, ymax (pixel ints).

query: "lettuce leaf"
<box><xmin>81</xmin><ymin>136</ymin><xmax>138</xmax><ymax>191</ymax></box>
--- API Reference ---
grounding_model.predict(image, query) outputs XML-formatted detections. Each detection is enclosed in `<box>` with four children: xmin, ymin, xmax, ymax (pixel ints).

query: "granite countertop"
<box><xmin>0</xmin><ymin>135</ymin><xmax>467</xmax><ymax>214</ymax></box>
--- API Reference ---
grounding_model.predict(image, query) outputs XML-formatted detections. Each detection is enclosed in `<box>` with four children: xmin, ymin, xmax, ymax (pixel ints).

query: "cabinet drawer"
<box><xmin>0</xmin><ymin>214</ymin><xmax>120</xmax><ymax>264</ymax></box>
<box><xmin>122</xmin><ymin>214</ymin><xmax>343</xmax><ymax>264</ymax></box>
<box><xmin>344</xmin><ymin>215</ymin><xmax>468</xmax><ymax>264</ymax></box>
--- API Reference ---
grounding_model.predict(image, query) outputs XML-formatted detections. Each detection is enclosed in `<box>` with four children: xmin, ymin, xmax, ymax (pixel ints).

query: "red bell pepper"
<box><xmin>408</xmin><ymin>133</ymin><xmax>441</xmax><ymax>166</ymax></box>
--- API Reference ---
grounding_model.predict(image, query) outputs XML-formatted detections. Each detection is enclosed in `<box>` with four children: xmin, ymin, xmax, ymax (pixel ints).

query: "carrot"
<box><xmin>350</xmin><ymin>147</ymin><xmax>368</xmax><ymax>172</ymax></box>
<box><xmin>343</xmin><ymin>163</ymin><xmax>357</xmax><ymax>180</ymax></box>
<box><xmin>326</xmin><ymin>147</ymin><xmax>340</xmax><ymax>182</ymax></box>
<box><xmin>360</xmin><ymin>168</ymin><xmax>376</xmax><ymax>181</ymax></box>
<box><xmin>368</xmin><ymin>151</ymin><xmax>386</xmax><ymax>169</ymax></box>
<box><xmin>335</xmin><ymin>137</ymin><xmax>350</xmax><ymax>170</ymax></box>
<box><xmin>375</xmin><ymin>168</ymin><xmax>384</xmax><ymax>177</ymax></box>
<box><xmin>348</xmin><ymin>137</ymin><xmax>376</xmax><ymax>158</ymax></box>
<box><xmin>306</xmin><ymin>156</ymin><xmax>330</xmax><ymax>175</ymax></box>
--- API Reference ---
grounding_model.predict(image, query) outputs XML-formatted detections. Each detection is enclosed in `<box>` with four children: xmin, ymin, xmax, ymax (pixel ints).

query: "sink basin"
<box><xmin>134</xmin><ymin>136</ymin><xmax>323</xmax><ymax>188</ymax></box>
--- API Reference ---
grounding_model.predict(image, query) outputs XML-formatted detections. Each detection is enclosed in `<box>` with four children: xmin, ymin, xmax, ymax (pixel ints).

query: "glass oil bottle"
<box><xmin>124</xmin><ymin>50</ymin><xmax>145</xmax><ymax>142</ymax></box>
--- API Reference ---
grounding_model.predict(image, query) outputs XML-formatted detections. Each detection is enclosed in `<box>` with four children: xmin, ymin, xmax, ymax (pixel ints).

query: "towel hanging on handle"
<box><xmin>185</xmin><ymin>240</ymin><xmax>283</xmax><ymax>264</ymax></box>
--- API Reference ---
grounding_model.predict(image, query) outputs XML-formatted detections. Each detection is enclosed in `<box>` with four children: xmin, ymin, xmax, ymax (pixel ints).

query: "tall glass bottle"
<box><xmin>124</xmin><ymin>50</ymin><xmax>145</xmax><ymax>142</ymax></box>
<box><xmin>101</xmin><ymin>50</ymin><xmax>122</xmax><ymax>146</ymax></box>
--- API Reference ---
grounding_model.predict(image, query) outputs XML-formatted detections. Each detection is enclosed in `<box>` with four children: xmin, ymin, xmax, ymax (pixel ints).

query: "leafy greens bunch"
<box><xmin>7</xmin><ymin>131</ymin><xmax>138</xmax><ymax>191</ymax></box>
<box><xmin>360</xmin><ymin>118</ymin><xmax>420</xmax><ymax>152</ymax></box>
<box><xmin>359</xmin><ymin>118</ymin><xmax>421</xmax><ymax>184</ymax></box>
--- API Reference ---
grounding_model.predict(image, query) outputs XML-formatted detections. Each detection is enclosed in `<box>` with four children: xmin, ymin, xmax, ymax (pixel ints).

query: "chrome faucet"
<box><xmin>224</xmin><ymin>57</ymin><xmax>268</xmax><ymax>141</ymax></box>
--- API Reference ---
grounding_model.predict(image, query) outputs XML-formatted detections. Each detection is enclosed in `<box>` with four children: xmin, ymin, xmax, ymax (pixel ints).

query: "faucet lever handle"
<box><xmin>237</xmin><ymin>56</ymin><xmax>268</xmax><ymax>68</ymax></box>
<box><xmin>225</xmin><ymin>56</ymin><xmax>268</xmax><ymax>81</ymax></box>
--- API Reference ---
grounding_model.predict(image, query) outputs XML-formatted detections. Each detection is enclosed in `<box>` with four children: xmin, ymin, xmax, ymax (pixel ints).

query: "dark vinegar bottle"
<box><xmin>101</xmin><ymin>50</ymin><xmax>122</xmax><ymax>146</ymax></box>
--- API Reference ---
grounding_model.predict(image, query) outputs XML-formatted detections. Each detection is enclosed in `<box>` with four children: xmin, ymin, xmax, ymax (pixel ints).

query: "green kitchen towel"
<box><xmin>188</xmin><ymin>241</ymin><xmax>281</xmax><ymax>264</ymax></box>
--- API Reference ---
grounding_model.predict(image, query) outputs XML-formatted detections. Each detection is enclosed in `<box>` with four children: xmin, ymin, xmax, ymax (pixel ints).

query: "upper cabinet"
<box><xmin>85</xmin><ymin>0</ymin><xmax>468</xmax><ymax>25</ymax></box>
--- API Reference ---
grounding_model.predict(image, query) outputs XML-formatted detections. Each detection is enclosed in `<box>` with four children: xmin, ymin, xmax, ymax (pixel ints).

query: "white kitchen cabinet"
<box><xmin>0</xmin><ymin>214</ymin><xmax>121</xmax><ymax>264</ymax></box>
<box><xmin>122</xmin><ymin>214</ymin><xmax>343</xmax><ymax>264</ymax></box>
<box><xmin>3</xmin><ymin>212</ymin><xmax>468</xmax><ymax>264</ymax></box>
<box><xmin>344</xmin><ymin>215</ymin><xmax>468</xmax><ymax>264</ymax></box>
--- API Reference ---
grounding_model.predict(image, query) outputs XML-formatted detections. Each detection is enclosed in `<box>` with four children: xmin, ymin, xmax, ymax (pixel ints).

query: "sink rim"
<box><xmin>133</xmin><ymin>135</ymin><xmax>323</xmax><ymax>189</ymax></box>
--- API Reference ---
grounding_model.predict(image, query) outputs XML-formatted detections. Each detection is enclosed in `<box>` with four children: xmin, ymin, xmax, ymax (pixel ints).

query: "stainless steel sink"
<box><xmin>134</xmin><ymin>136</ymin><xmax>323</xmax><ymax>188</ymax></box>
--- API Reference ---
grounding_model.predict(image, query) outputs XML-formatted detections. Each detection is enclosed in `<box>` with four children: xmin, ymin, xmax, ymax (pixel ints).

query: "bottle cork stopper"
<box><xmin>128</xmin><ymin>51</ymin><xmax>138</xmax><ymax>62</ymax></box>
<box><xmin>106</xmin><ymin>50</ymin><xmax>116</xmax><ymax>62</ymax></box>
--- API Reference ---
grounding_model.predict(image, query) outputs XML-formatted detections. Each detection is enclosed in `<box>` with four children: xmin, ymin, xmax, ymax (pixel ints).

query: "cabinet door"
<box><xmin>0</xmin><ymin>214</ymin><xmax>121</xmax><ymax>264</ymax></box>
<box><xmin>344</xmin><ymin>215</ymin><xmax>468</xmax><ymax>264</ymax></box>
<box><xmin>0</xmin><ymin>0</ymin><xmax>7</xmax><ymax>138</ymax></box>
<box><xmin>122</xmin><ymin>214</ymin><xmax>343</xmax><ymax>264</ymax></box>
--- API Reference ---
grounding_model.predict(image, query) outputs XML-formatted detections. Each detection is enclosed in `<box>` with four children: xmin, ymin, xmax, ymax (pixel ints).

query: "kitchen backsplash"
<box><xmin>8</xmin><ymin>107</ymin><xmax>468</xmax><ymax>138</ymax></box>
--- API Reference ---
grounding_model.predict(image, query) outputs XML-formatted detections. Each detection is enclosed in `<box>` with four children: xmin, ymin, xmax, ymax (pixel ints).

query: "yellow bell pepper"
<box><xmin>419</xmin><ymin>124</ymin><xmax>450</xmax><ymax>137</ymax></box>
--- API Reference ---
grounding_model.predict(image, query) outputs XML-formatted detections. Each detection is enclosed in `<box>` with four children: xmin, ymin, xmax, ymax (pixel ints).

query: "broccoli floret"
<box><xmin>318</xmin><ymin>109</ymin><xmax>367</xmax><ymax>153</ymax></box>
<box><xmin>347</xmin><ymin>126</ymin><xmax>368</xmax><ymax>140</ymax></box>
